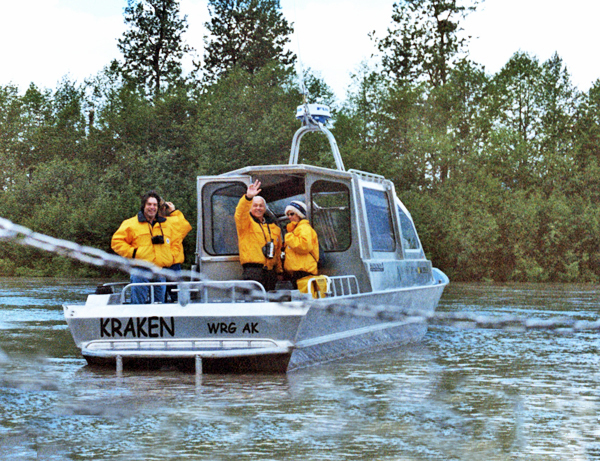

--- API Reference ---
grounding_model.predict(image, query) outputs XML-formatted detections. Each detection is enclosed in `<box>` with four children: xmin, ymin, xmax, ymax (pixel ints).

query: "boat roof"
<box><xmin>216</xmin><ymin>106</ymin><xmax>391</xmax><ymax>187</ymax></box>
<box><xmin>222</xmin><ymin>163</ymin><xmax>353</xmax><ymax>181</ymax></box>
<box><xmin>221</xmin><ymin>164</ymin><xmax>391</xmax><ymax>188</ymax></box>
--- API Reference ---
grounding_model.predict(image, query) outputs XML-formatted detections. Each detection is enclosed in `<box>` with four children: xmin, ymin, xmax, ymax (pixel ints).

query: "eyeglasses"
<box><xmin>286</xmin><ymin>212</ymin><xmax>296</xmax><ymax>217</ymax></box>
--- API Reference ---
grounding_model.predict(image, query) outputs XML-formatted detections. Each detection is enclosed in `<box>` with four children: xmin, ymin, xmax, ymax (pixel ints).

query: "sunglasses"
<box><xmin>286</xmin><ymin>211</ymin><xmax>296</xmax><ymax>217</ymax></box>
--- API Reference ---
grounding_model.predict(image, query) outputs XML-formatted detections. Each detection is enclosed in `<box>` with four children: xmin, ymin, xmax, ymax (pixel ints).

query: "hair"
<box><xmin>140</xmin><ymin>190</ymin><xmax>162</xmax><ymax>212</ymax></box>
<box><xmin>158</xmin><ymin>200</ymin><xmax>170</xmax><ymax>217</ymax></box>
<box><xmin>252</xmin><ymin>196</ymin><xmax>266</xmax><ymax>206</ymax></box>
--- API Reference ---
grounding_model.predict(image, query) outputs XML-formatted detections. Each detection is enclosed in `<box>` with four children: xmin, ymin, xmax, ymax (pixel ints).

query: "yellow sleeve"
<box><xmin>168</xmin><ymin>210</ymin><xmax>192</xmax><ymax>239</ymax></box>
<box><xmin>111</xmin><ymin>220</ymin><xmax>136</xmax><ymax>259</ymax></box>
<box><xmin>234</xmin><ymin>195</ymin><xmax>253</xmax><ymax>232</ymax></box>
<box><xmin>273</xmin><ymin>225</ymin><xmax>283</xmax><ymax>273</ymax></box>
<box><xmin>285</xmin><ymin>222</ymin><xmax>315</xmax><ymax>255</ymax></box>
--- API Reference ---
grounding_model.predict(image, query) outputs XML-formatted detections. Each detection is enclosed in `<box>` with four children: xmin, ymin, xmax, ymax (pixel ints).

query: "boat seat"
<box><xmin>297</xmin><ymin>275</ymin><xmax>331</xmax><ymax>299</ymax></box>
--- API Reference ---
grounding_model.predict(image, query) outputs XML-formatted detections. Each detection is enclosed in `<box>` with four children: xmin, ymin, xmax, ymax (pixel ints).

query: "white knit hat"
<box><xmin>285</xmin><ymin>201</ymin><xmax>307</xmax><ymax>219</ymax></box>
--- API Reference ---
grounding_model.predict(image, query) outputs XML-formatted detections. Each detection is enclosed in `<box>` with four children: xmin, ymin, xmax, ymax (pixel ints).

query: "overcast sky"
<box><xmin>1</xmin><ymin>0</ymin><xmax>599</xmax><ymax>99</ymax></box>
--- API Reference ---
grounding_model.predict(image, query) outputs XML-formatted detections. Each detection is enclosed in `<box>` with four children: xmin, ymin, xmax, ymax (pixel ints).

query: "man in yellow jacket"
<box><xmin>283</xmin><ymin>200</ymin><xmax>319</xmax><ymax>288</ymax></box>
<box><xmin>111</xmin><ymin>191</ymin><xmax>176</xmax><ymax>304</ymax></box>
<box><xmin>234</xmin><ymin>180</ymin><xmax>282</xmax><ymax>291</ymax></box>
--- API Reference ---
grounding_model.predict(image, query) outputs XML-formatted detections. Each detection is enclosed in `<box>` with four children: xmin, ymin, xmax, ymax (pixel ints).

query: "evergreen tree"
<box><xmin>574</xmin><ymin>80</ymin><xmax>600</xmax><ymax>173</ymax></box>
<box><xmin>536</xmin><ymin>53</ymin><xmax>579</xmax><ymax>190</ymax></box>
<box><xmin>0</xmin><ymin>84</ymin><xmax>25</xmax><ymax>188</ymax></box>
<box><xmin>375</xmin><ymin>0</ymin><xmax>479</xmax><ymax>87</ymax></box>
<box><xmin>194</xmin><ymin>64</ymin><xmax>299</xmax><ymax>173</ymax></box>
<box><xmin>203</xmin><ymin>0</ymin><xmax>296</xmax><ymax>82</ymax></box>
<box><xmin>117</xmin><ymin>0</ymin><xmax>192</xmax><ymax>97</ymax></box>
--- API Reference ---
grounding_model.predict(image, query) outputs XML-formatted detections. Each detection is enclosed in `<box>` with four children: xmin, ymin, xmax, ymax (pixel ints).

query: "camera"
<box><xmin>151</xmin><ymin>235</ymin><xmax>165</xmax><ymax>245</ymax></box>
<box><xmin>262</xmin><ymin>241</ymin><xmax>274</xmax><ymax>259</ymax></box>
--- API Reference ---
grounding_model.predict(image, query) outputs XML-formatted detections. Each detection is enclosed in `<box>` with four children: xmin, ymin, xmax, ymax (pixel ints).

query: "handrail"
<box><xmin>289</xmin><ymin>124</ymin><xmax>345</xmax><ymax>171</ymax></box>
<box><xmin>82</xmin><ymin>338</ymin><xmax>293</xmax><ymax>359</ymax></box>
<box><xmin>110</xmin><ymin>277</ymin><xmax>359</xmax><ymax>304</ymax></box>
<box><xmin>302</xmin><ymin>275</ymin><xmax>360</xmax><ymax>298</ymax></box>
<box><xmin>120</xmin><ymin>280</ymin><xmax>268</xmax><ymax>304</ymax></box>
<box><xmin>347</xmin><ymin>168</ymin><xmax>387</xmax><ymax>184</ymax></box>
<box><xmin>328</xmin><ymin>275</ymin><xmax>360</xmax><ymax>297</ymax></box>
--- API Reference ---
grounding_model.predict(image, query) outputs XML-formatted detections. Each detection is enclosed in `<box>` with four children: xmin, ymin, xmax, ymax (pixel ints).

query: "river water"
<box><xmin>0</xmin><ymin>278</ymin><xmax>599</xmax><ymax>460</ymax></box>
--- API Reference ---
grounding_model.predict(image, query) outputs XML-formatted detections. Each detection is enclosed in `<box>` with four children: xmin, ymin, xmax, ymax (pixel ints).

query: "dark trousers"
<box><xmin>242</xmin><ymin>264</ymin><xmax>277</xmax><ymax>292</ymax></box>
<box><xmin>165</xmin><ymin>263</ymin><xmax>181</xmax><ymax>302</ymax></box>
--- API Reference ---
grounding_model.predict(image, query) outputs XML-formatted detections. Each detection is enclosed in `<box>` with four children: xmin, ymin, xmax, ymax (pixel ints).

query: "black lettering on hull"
<box><xmin>99</xmin><ymin>317</ymin><xmax>175</xmax><ymax>338</ymax></box>
<box><xmin>242</xmin><ymin>322</ymin><xmax>259</xmax><ymax>333</ymax></box>
<box><xmin>207</xmin><ymin>322</ymin><xmax>260</xmax><ymax>335</ymax></box>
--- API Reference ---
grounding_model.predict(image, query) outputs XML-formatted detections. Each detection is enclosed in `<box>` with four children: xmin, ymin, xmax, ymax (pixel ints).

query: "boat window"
<box><xmin>398</xmin><ymin>206</ymin><xmax>420</xmax><ymax>250</ymax></box>
<box><xmin>364</xmin><ymin>188</ymin><xmax>396</xmax><ymax>252</ymax></box>
<box><xmin>311</xmin><ymin>180</ymin><xmax>351</xmax><ymax>252</ymax></box>
<box><xmin>203</xmin><ymin>182</ymin><xmax>245</xmax><ymax>256</ymax></box>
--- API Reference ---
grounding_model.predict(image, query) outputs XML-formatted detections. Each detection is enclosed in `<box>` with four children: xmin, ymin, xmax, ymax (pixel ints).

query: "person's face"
<box><xmin>144</xmin><ymin>197</ymin><xmax>159</xmax><ymax>221</ymax></box>
<box><xmin>286</xmin><ymin>209</ymin><xmax>301</xmax><ymax>223</ymax></box>
<box><xmin>250</xmin><ymin>197</ymin><xmax>266</xmax><ymax>220</ymax></box>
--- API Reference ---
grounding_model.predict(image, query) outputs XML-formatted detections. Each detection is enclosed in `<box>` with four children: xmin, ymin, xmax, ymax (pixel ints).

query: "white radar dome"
<box><xmin>296</xmin><ymin>104</ymin><xmax>331</xmax><ymax>124</ymax></box>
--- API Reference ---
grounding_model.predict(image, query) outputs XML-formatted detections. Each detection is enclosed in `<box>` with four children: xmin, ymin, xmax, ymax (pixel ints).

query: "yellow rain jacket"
<box><xmin>234</xmin><ymin>196</ymin><xmax>282</xmax><ymax>272</ymax></box>
<box><xmin>166</xmin><ymin>210</ymin><xmax>192</xmax><ymax>265</ymax></box>
<box><xmin>284</xmin><ymin>219</ymin><xmax>319</xmax><ymax>275</ymax></box>
<box><xmin>111</xmin><ymin>212</ymin><xmax>175</xmax><ymax>268</ymax></box>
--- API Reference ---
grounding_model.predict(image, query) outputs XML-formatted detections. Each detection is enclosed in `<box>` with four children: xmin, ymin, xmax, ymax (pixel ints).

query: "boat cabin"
<box><xmin>194</xmin><ymin>104</ymin><xmax>434</xmax><ymax>296</ymax></box>
<box><xmin>195</xmin><ymin>169</ymin><xmax>433</xmax><ymax>296</ymax></box>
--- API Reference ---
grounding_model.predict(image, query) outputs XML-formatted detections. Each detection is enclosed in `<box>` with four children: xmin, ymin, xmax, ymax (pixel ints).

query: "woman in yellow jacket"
<box><xmin>159</xmin><ymin>201</ymin><xmax>192</xmax><ymax>267</ymax></box>
<box><xmin>160</xmin><ymin>200</ymin><xmax>193</xmax><ymax>302</ymax></box>
<box><xmin>283</xmin><ymin>200</ymin><xmax>319</xmax><ymax>288</ymax></box>
<box><xmin>234</xmin><ymin>180</ymin><xmax>282</xmax><ymax>291</ymax></box>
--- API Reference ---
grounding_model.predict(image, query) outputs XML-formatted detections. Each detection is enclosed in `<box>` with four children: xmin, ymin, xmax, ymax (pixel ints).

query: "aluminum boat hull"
<box><xmin>63</xmin><ymin>272</ymin><xmax>447</xmax><ymax>373</ymax></box>
<box><xmin>62</xmin><ymin>105</ymin><xmax>451</xmax><ymax>373</ymax></box>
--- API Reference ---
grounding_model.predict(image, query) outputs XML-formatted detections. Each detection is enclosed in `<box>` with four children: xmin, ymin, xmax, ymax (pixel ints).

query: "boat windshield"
<box><xmin>398</xmin><ymin>206</ymin><xmax>420</xmax><ymax>250</ymax></box>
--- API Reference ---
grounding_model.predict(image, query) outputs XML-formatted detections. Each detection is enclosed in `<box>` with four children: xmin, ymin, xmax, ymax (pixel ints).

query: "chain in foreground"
<box><xmin>0</xmin><ymin>217</ymin><xmax>196</xmax><ymax>282</ymax></box>
<box><xmin>2</xmin><ymin>216</ymin><xmax>598</xmax><ymax>333</ymax></box>
<box><xmin>322</xmin><ymin>302</ymin><xmax>600</xmax><ymax>333</ymax></box>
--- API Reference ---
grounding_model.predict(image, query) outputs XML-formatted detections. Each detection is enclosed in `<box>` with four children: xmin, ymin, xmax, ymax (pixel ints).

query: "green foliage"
<box><xmin>1</xmin><ymin>0</ymin><xmax>600</xmax><ymax>283</ymax></box>
<box><xmin>339</xmin><ymin>47</ymin><xmax>598</xmax><ymax>282</ymax></box>
<box><xmin>375</xmin><ymin>0</ymin><xmax>480</xmax><ymax>87</ymax></box>
<box><xmin>300</xmin><ymin>69</ymin><xmax>337</xmax><ymax>107</ymax></box>
<box><xmin>203</xmin><ymin>0</ymin><xmax>296</xmax><ymax>82</ymax></box>
<box><xmin>118</xmin><ymin>0</ymin><xmax>192</xmax><ymax>97</ymax></box>
<box><xmin>0</xmin><ymin>84</ymin><xmax>25</xmax><ymax>189</ymax></box>
<box><xmin>193</xmin><ymin>64</ymin><xmax>300</xmax><ymax>173</ymax></box>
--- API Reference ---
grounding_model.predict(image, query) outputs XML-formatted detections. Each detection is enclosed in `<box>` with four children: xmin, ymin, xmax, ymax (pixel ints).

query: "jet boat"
<box><xmin>63</xmin><ymin>104</ymin><xmax>449</xmax><ymax>373</ymax></box>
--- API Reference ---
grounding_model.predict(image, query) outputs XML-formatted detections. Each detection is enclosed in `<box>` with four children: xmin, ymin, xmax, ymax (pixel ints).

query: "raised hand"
<box><xmin>165</xmin><ymin>201</ymin><xmax>176</xmax><ymax>213</ymax></box>
<box><xmin>246</xmin><ymin>180</ymin><xmax>262</xmax><ymax>199</ymax></box>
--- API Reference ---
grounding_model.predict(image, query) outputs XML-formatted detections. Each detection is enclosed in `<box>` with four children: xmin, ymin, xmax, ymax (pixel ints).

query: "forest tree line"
<box><xmin>1</xmin><ymin>0</ymin><xmax>600</xmax><ymax>283</ymax></box>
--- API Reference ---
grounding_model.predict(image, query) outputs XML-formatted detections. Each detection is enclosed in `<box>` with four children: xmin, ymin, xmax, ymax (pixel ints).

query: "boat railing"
<box><xmin>120</xmin><ymin>280</ymin><xmax>268</xmax><ymax>304</ymax></box>
<box><xmin>324</xmin><ymin>275</ymin><xmax>360</xmax><ymax>297</ymax></box>
<box><xmin>83</xmin><ymin>337</ymin><xmax>290</xmax><ymax>357</ymax></box>
<box><xmin>109</xmin><ymin>277</ymin><xmax>358</xmax><ymax>304</ymax></box>
<box><xmin>347</xmin><ymin>168</ymin><xmax>388</xmax><ymax>184</ymax></box>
